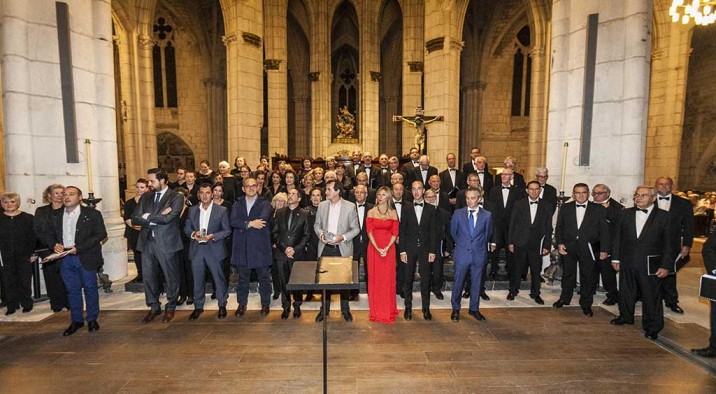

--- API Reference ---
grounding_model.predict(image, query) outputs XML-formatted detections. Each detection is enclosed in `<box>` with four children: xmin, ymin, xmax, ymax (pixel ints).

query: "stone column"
<box><xmin>293</xmin><ymin>95</ymin><xmax>310</xmax><ymax>157</ymax></box>
<box><xmin>459</xmin><ymin>80</ymin><xmax>485</xmax><ymax>162</ymax></box>
<box><xmin>547</xmin><ymin>0</ymin><xmax>651</xmax><ymax>200</ymax></box>
<box><xmin>264</xmin><ymin>0</ymin><xmax>288</xmax><ymax>157</ymax></box>
<box><xmin>205</xmin><ymin>78</ymin><xmax>227</xmax><ymax>165</ymax></box>
<box><xmin>360</xmin><ymin>2</ymin><xmax>380</xmax><ymax>156</ymax></box>
<box><xmin>310</xmin><ymin>1</ymin><xmax>331</xmax><ymax>156</ymax></box>
<box><xmin>1</xmin><ymin>0</ymin><xmax>126</xmax><ymax>279</ymax></box>
<box><xmin>401</xmin><ymin>0</ymin><xmax>424</xmax><ymax>154</ymax></box>
<box><xmin>525</xmin><ymin>45</ymin><xmax>549</xmax><ymax>175</ymax></box>
<box><xmin>224</xmin><ymin>0</ymin><xmax>264</xmax><ymax>166</ymax></box>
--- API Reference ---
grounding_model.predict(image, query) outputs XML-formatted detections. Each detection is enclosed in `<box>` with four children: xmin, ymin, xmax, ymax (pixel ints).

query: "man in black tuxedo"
<box><xmin>456</xmin><ymin>173</ymin><xmax>480</xmax><ymax>209</ymax></box>
<box><xmin>399</xmin><ymin>181</ymin><xmax>437</xmax><ymax>320</ymax></box>
<box><xmin>358</xmin><ymin>152</ymin><xmax>380</xmax><ymax>189</ymax></box>
<box><xmin>461</xmin><ymin>147</ymin><xmax>481</xmax><ymax>175</ymax></box>
<box><xmin>655</xmin><ymin>176</ymin><xmax>694</xmax><ymax>314</ymax></box>
<box><xmin>554</xmin><ymin>183</ymin><xmax>610</xmax><ymax>316</ymax></box>
<box><xmin>439</xmin><ymin>153</ymin><xmax>463</xmax><ymax>205</ymax></box>
<box><xmin>471</xmin><ymin>157</ymin><xmax>494</xmax><ymax>195</ymax></box>
<box><xmin>507</xmin><ymin>181</ymin><xmax>553</xmax><ymax>304</ymax></box>
<box><xmin>400</xmin><ymin>147</ymin><xmax>421</xmax><ymax>180</ymax></box>
<box><xmin>591</xmin><ymin>184</ymin><xmax>623</xmax><ymax>305</ymax></box>
<box><xmin>352</xmin><ymin>185</ymin><xmax>373</xmax><ymax>298</ymax></box>
<box><xmin>271</xmin><ymin>188</ymin><xmax>311</xmax><ymax>319</ymax></box>
<box><xmin>692</xmin><ymin>230</ymin><xmax>716</xmax><ymax>358</ymax></box>
<box><xmin>425</xmin><ymin>188</ymin><xmax>452</xmax><ymax>300</ymax></box>
<box><xmin>486</xmin><ymin>168</ymin><xmax>521</xmax><ymax>278</ymax></box>
<box><xmin>534</xmin><ymin>167</ymin><xmax>558</xmax><ymax>213</ymax></box>
<box><xmin>427</xmin><ymin>175</ymin><xmax>451</xmax><ymax>212</ymax></box>
<box><xmin>375</xmin><ymin>154</ymin><xmax>391</xmax><ymax>188</ymax></box>
<box><xmin>610</xmin><ymin>186</ymin><xmax>673</xmax><ymax>340</ymax></box>
<box><xmin>392</xmin><ymin>183</ymin><xmax>406</xmax><ymax>297</ymax></box>
<box><xmin>50</xmin><ymin>186</ymin><xmax>107</xmax><ymax>336</ymax></box>
<box><xmin>133</xmin><ymin>168</ymin><xmax>185</xmax><ymax>324</ymax></box>
<box><xmin>349</xmin><ymin>172</ymin><xmax>376</xmax><ymax>204</ymax></box>
<box><xmin>410</xmin><ymin>155</ymin><xmax>439</xmax><ymax>187</ymax></box>
<box><xmin>503</xmin><ymin>157</ymin><xmax>526</xmax><ymax>189</ymax></box>
<box><xmin>345</xmin><ymin>150</ymin><xmax>363</xmax><ymax>181</ymax></box>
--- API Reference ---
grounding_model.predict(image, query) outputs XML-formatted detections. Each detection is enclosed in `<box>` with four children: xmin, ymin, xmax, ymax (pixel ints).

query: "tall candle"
<box><xmin>560</xmin><ymin>142</ymin><xmax>569</xmax><ymax>192</ymax></box>
<box><xmin>85</xmin><ymin>139</ymin><xmax>93</xmax><ymax>193</ymax></box>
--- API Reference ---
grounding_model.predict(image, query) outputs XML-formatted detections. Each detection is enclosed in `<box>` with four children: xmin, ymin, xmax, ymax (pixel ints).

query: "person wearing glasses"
<box><xmin>534</xmin><ymin>167</ymin><xmax>557</xmax><ymax>213</ymax></box>
<box><xmin>591</xmin><ymin>184</ymin><xmax>623</xmax><ymax>306</ymax></box>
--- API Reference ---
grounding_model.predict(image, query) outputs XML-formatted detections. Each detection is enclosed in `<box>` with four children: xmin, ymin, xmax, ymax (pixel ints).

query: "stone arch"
<box><xmin>156</xmin><ymin>132</ymin><xmax>195</xmax><ymax>174</ymax></box>
<box><xmin>331</xmin><ymin>0</ymin><xmax>360</xmax><ymax>143</ymax></box>
<box><xmin>378</xmin><ymin>0</ymin><xmax>403</xmax><ymax>155</ymax></box>
<box><xmin>288</xmin><ymin>0</ymin><xmax>312</xmax><ymax>158</ymax></box>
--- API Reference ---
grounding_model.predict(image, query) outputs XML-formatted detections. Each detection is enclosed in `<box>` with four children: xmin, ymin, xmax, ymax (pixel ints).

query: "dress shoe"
<box><xmin>506</xmin><ymin>292</ymin><xmax>515</xmax><ymax>301</ymax></box>
<box><xmin>22</xmin><ymin>305</ymin><xmax>33</xmax><ymax>313</ymax></box>
<box><xmin>342</xmin><ymin>311</ymin><xmax>353</xmax><ymax>322</ymax></box>
<box><xmin>433</xmin><ymin>290</ymin><xmax>444</xmax><ymax>300</ymax></box>
<box><xmin>451</xmin><ymin>310</ymin><xmax>460</xmax><ymax>322</ymax></box>
<box><xmin>273</xmin><ymin>292</ymin><xmax>280</xmax><ymax>300</ymax></box>
<box><xmin>480</xmin><ymin>292</ymin><xmax>490</xmax><ymax>301</ymax></box>
<box><xmin>293</xmin><ymin>306</ymin><xmax>302</xmax><ymax>319</ymax></box>
<box><xmin>603</xmin><ymin>297</ymin><xmax>617</xmax><ymax>306</ymax></box>
<box><xmin>539</xmin><ymin>277</ymin><xmax>545</xmax><ymax>283</ymax></box>
<box><xmin>218</xmin><ymin>306</ymin><xmax>227</xmax><ymax>319</ymax></box>
<box><xmin>691</xmin><ymin>347</ymin><xmax>716</xmax><ymax>358</ymax></box>
<box><xmin>5</xmin><ymin>308</ymin><xmax>16</xmax><ymax>316</ymax></box>
<box><xmin>87</xmin><ymin>320</ymin><xmax>100</xmax><ymax>332</ymax></box>
<box><xmin>644</xmin><ymin>332</ymin><xmax>658</xmax><ymax>340</ymax></box>
<box><xmin>161</xmin><ymin>310</ymin><xmax>175</xmax><ymax>323</ymax></box>
<box><xmin>305</xmin><ymin>293</ymin><xmax>314</xmax><ymax>302</ymax></box>
<box><xmin>533</xmin><ymin>296</ymin><xmax>545</xmax><ymax>305</ymax></box>
<box><xmin>176</xmin><ymin>296</ymin><xmax>187</xmax><ymax>306</ymax></box>
<box><xmin>582</xmin><ymin>307</ymin><xmax>593</xmax><ymax>317</ymax></box>
<box><xmin>553</xmin><ymin>300</ymin><xmax>568</xmax><ymax>308</ymax></box>
<box><xmin>281</xmin><ymin>308</ymin><xmax>290</xmax><ymax>320</ymax></box>
<box><xmin>610</xmin><ymin>316</ymin><xmax>634</xmax><ymax>325</ymax></box>
<box><xmin>462</xmin><ymin>290</ymin><xmax>470</xmax><ymax>299</ymax></box>
<box><xmin>399</xmin><ymin>291</ymin><xmax>405</xmax><ymax>299</ymax></box>
<box><xmin>211</xmin><ymin>293</ymin><xmax>217</xmax><ymax>300</ymax></box>
<box><xmin>52</xmin><ymin>308</ymin><xmax>63</xmax><ymax>313</ymax></box>
<box><xmin>260</xmin><ymin>305</ymin><xmax>270</xmax><ymax>317</ymax></box>
<box><xmin>315</xmin><ymin>310</ymin><xmax>325</xmax><ymax>323</ymax></box>
<box><xmin>186</xmin><ymin>297</ymin><xmax>194</xmax><ymax>306</ymax></box>
<box><xmin>141</xmin><ymin>310</ymin><xmax>161</xmax><ymax>324</ymax></box>
<box><xmin>404</xmin><ymin>309</ymin><xmax>412</xmax><ymax>321</ymax></box>
<box><xmin>235</xmin><ymin>305</ymin><xmax>247</xmax><ymax>317</ymax></box>
<box><xmin>468</xmin><ymin>310</ymin><xmax>486</xmax><ymax>321</ymax></box>
<box><xmin>667</xmin><ymin>304</ymin><xmax>684</xmax><ymax>314</ymax></box>
<box><xmin>189</xmin><ymin>309</ymin><xmax>204</xmax><ymax>320</ymax></box>
<box><xmin>422</xmin><ymin>308</ymin><xmax>432</xmax><ymax>321</ymax></box>
<box><xmin>63</xmin><ymin>321</ymin><xmax>84</xmax><ymax>336</ymax></box>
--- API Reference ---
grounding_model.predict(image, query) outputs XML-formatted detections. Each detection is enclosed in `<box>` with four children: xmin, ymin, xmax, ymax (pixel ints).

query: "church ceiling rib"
<box><xmin>378</xmin><ymin>0</ymin><xmax>402</xmax><ymax>42</ymax></box>
<box><xmin>288</xmin><ymin>0</ymin><xmax>311</xmax><ymax>39</ymax></box>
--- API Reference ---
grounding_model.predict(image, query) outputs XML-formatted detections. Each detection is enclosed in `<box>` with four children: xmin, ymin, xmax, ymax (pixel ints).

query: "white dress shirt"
<box><xmin>636</xmin><ymin>204</ymin><xmax>654</xmax><ymax>238</ymax></box>
<box><xmin>501</xmin><ymin>186</ymin><xmax>510</xmax><ymax>208</ymax></box>
<box><xmin>199</xmin><ymin>201</ymin><xmax>213</xmax><ymax>232</ymax></box>
<box><xmin>657</xmin><ymin>193</ymin><xmax>672</xmax><ymax>212</ymax></box>
<box><xmin>575</xmin><ymin>203</ymin><xmax>587</xmax><ymax>229</ymax></box>
<box><xmin>448</xmin><ymin>167</ymin><xmax>456</xmax><ymax>187</ymax></box>
<box><xmin>327</xmin><ymin>199</ymin><xmax>342</xmax><ymax>234</ymax></box>
<box><xmin>245</xmin><ymin>196</ymin><xmax>256</xmax><ymax>215</ymax></box>
<box><xmin>393</xmin><ymin>199</ymin><xmax>402</xmax><ymax>220</ymax></box>
<box><xmin>414</xmin><ymin>200</ymin><xmax>424</xmax><ymax>225</ymax></box>
<box><xmin>529</xmin><ymin>198</ymin><xmax>539</xmax><ymax>224</ymax></box>
<box><xmin>62</xmin><ymin>207</ymin><xmax>80</xmax><ymax>248</ymax></box>
<box><xmin>356</xmin><ymin>202</ymin><xmax>366</xmax><ymax>230</ymax></box>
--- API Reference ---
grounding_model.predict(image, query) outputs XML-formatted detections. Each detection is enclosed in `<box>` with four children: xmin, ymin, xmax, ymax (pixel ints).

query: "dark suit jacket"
<box><xmin>432</xmin><ymin>190</ymin><xmax>451</xmax><ymax>212</ymax></box>
<box><xmin>512</xmin><ymin>172</ymin><xmax>526</xmax><ymax>189</ymax></box>
<box><xmin>555</xmin><ymin>201</ymin><xmax>609</xmax><ymax>258</ymax></box>
<box><xmin>612</xmin><ymin>206</ymin><xmax>673</xmax><ymax>273</ymax></box>
<box><xmin>540</xmin><ymin>183</ymin><xmax>558</xmax><ymax>213</ymax></box>
<box><xmin>132</xmin><ymin>188</ymin><xmax>185</xmax><ymax>253</ymax></box>
<box><xmin>183</xmin><ymin>203</ymin><xmax>232</xmax><ymax>261</ymax></box>
<box><xmin>398</xmin><ymin>202</ymin><xmax>437</xmax><ymax>261</ymax></box>
<box><xmin>462</xmin><ymin>161</ymin><xmax>477</xmax><ymax>175</ymax></box>
<box><xmin>230</xmin><ymin>196</ymin><xmax>273</xmax><ymax>268</ymax></box>
<box><xmin>271</xmin><ymin>206</ymin><xmax>311</xmax><ymax>261</ymax></box>
<box><xmin>661</xmin><ymin>194</ymin><xmax>695</xmax><ymax>254</ymax></box>
<box><xmin>357</xmin><ymin>165</ymin><xmax>381</xmax><ymax>189</ymax></box>
<box><xmin>476</xmin><ymin>171</ymin><xmax>495</xmax><ymax>196</ymax></box>
<box><xmin>410</xmin><ymin>166</ymin><xmax>439</xmax><ymax>187</ymax></box>
<box><xmin>352</xmin><ymin>202</ymin><xmax>374</xmax><ymax>259</ymax></box>
<box><xmin>348</xmin><ymin>189</ymin><xmax>376</xmax><ymax>205</ymax></box>
<box><xmin>602</xmin><ymin>198</ymin><xmax>624</xmax><ymax>254</ymax></box>
<box><xmin>34</xmin><ymin>204</ymin><xmax>63</xmax><ymax>257</ymax></box>
<box><xmin>439</xmin><ymin>168</ymin><xmax>464</xmax><ymax>194</ymax></box>
<box><xmin>508</xmin><ymin>198</ymin><xmax>552</xmax><ymax>251</ymax></box>
<box><xmin>486</xmin><ymin>185</ymin><xmax>522</xmax><ymax>244</ymax></box>
<box><xmin>52</xmin><ymin>206</ymin><xmax>107</xmax><ymax>271</ymax></box>
<box><xmin>433</xmin><ymin>205</ymin><xmax>453</xmax><ymax>256</ymax></box>
<box><xmin>374</xmin><ymin>167</ymin><xmax>392</xmax><ymax>188</ymax></box>
<box><xmin>400</xmin><ymin>161</ymin><xmax>420</xmax><ymax>180</ymax></box>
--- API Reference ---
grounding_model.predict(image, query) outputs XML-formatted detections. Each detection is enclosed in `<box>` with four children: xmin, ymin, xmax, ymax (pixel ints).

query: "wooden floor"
<box><xmin>0</xmin><ymin>307</ymin><xmax>714</xmax><ymax>393</ymax></box>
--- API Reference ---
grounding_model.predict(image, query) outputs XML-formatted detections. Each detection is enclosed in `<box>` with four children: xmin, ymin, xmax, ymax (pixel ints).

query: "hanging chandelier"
<box><xmin>670</xmin><ymin>0</ymin><xmax>716</xmax><ymax>25</ymax></box>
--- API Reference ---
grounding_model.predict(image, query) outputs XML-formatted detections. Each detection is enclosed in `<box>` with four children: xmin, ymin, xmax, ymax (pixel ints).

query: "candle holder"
<box><xmin>82</xmin><ymin>192</ymin><xmax>103</xmax><ymax>208</ymax></box>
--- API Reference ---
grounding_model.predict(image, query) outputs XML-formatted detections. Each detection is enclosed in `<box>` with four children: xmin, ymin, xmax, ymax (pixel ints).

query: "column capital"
<box><xmin>425</xmin><ymin>37</ymin><xmax>444</xmax><ymax>53</ymax></box>
<box><xmin>137</xmin><ymin>34</ymin><xmax>154</xmax><ymax>48</ymax></box>
<box><xmin>529</xmin><ymin>46</ymin><xmax>546</xmax><ymax>57</ymax></box>
<box><xmin>264</xmin><ymin>59</ymin><xmax>282</xmax><ymax>71</ymax></box>
<box><xmin>408</xmin><ymin>61</ymin><xmax>424</xmax><ymax>72</ymax></box>
<box><xmin>308</xmin><ymin>71</ymin><xmax>320</xmax><ymax>82</ymax></box>
<box><xmin>450</xmin><ymin>39</ymin><xmax>464</xmax><ymax>51</ymax></box>
<box><xmin>222</xmin><ymin>33</ymin><xmax>238</xmax><ymax>46</ymax></box>
<box><xmin>370</xmin><ymin>71</ymin><xmax>382</xmax><ymax>82</ymax></box>
<box><xmin>242</xmin><ymin>32</ymin><xmax>262</xmax><ymax>48</ymax></box>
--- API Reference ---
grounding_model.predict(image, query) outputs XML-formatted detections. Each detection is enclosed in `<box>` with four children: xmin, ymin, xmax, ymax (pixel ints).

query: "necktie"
<box><xmin>414</xmin><ymin>203</ymin><xmax>423</xmax><ymax>207</ymax></box>
<box><xmin>154</xmin><ymin>192</ymin><xmax>161</xmax><ymax>207</ymax></box>
<box><xmin>659</xmin><ymin>196</ymin><xmax>670</xmax><ymax>200</ymax></box>
<box><xmin>637</xmin><ymin>208</ymin><xmax>648</xmax><ymax>213</ymax></box>
<box><xmin>287</xmin><ymin>209</ymin><xmax>293</xmax><ymax>228</ymax></box>
<box><xmin>576</xmin><ymin>204</ymin><xmax>586</xmax><ymax>208</ymax></box>
<box><xmin>469</xmin><ymin>210</ymin><xmax>476</xmax><ymax>236</ymax></box>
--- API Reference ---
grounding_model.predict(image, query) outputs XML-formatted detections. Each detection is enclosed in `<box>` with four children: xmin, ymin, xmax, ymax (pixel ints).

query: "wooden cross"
<box><xmin>392</xmin><ymin>107</ymin><xmax>444</xmax><ymax>155</ymax></box>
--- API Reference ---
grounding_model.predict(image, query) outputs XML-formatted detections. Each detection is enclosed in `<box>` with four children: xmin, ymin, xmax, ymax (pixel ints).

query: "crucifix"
<box><xmin>392</xmin><ymin>106</ymin><xmax>443</xmax><ymax>155</ymax></box>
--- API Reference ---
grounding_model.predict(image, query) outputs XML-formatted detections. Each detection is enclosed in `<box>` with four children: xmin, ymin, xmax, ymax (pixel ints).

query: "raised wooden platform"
<box><xmin>0</xmin><ymin>308</ymin><xmax>714</xmax><ymax>392</ymax></box>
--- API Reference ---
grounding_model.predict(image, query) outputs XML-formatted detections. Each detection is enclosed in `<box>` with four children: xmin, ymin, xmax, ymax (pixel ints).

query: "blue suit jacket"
<box><xmin>450</xmin><ymin>206</ymin><xmax>493</xmax><ymax>267</ymax></box>
<box><xmin>230</xmin><ymin>196</ymin><xmax>273</xmax><ymax>268</ymax></box>
<box><xmin>183</xmin><ymin>203</ymin><xmax>232</xmax><ymax>262</ymax></box>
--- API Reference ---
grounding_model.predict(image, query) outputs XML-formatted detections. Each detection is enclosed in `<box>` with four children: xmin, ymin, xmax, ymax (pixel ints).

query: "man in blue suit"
<box><xmin>184</xmin><ymin>184</ymin><xmax>232</xmax><ymax>320</ymax></box>
<box><xmin>450</xmin><ymin>187</ymin><xmax>493</xmax><ymax>322</ymax></box>
<box><xmin>231</xmin><ymin>177</ymin><xmax>274</xmax><ymax>317</ymax></box>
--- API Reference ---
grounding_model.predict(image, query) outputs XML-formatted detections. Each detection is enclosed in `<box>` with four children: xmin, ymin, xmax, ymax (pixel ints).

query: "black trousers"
<box><xmin>559</xmin><ymin>251</ymin><xmax>596</xmax><ymax>308</ymax></box>
<box><xmin>511</xmin><ymin>244</ymin><xmax>542</xmax><ymax>296</ymax></box>
<box><xmin>0</xmin><ymin>252</ymin><xmax>33</xmax><ymax>309</ymax></box>
<box><xmin>177</xmin><ymin>247</ymin><xmax>193</xmax><ymax>298</ymax></box>
<box><xmin>593</xmin><ymin>258</ymin><xmax>618</xmax><ymax>300</ymax></box>
<box><xmin>431</xmin><ymin>255</ymin><xmax>444</xmax><ymax>292</ymax></box>
<box><xmin>661</xmin><ymin>271</ymin><xmax>680</xmax><ymax>306</ymax></box>
<box><xmin>320</xmin><ymin>245</ymin><xmax>349</xmax><ymax>312</ymax></box>
<box><xmin>395</xmin><ymin>247</ymin><xmax>405</xmax><ymax>295</ymax></box>
<box><xmin>402</xmin><ymin>253</ymin><xmax>431</xmax><ymax>310</ymax></box>
<box><xmin>275</xmin><ymin>257</ymin><xmax>302</xmax><ymax>309</ymax></box>
<box><xmin>42</xmin><ymin>261</ymin><xmax>68</xmax><ymax>310</ymax></box>
<box><xmin>710</xmin><ymin>301</ymin><xmax>716</xmax><ymax>351</ymax></box>
<box><xmin>618</xmin><ymin>267</ymin><xmax>664</xmax><ymax>334</ymax></box>
<box><xmin>354</xmin><ymin>248</ymin><xmax>367</xmax><ymax>295</ymax></box>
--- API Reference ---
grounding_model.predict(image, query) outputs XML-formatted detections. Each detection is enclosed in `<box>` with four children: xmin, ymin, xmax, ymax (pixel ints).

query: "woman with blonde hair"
<box><xmin>34</xmin><ymin>184</ymin><xmax>69</xmax><ymax>312</ymax></box>
<box><xmin>0</xmin><ymin>192</ymin><xmax>36</xmax><ymax>315</ymax></box>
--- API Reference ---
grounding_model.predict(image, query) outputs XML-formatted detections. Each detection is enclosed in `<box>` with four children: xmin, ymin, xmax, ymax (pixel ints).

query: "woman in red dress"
<box><xmin>366</xmin><ymin>186</ymin><xmax>400</xmax><ymax>324</ymax></box>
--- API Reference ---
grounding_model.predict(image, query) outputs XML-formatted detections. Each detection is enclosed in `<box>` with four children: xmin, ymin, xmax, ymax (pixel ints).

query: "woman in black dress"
<box><xmin>268</xmin><ymin>170</ymin><xmax>286</xmax><ymax>200</ymax></box>
<box><xmin>33</xmin><ymin>184</ymin><xmax>69</xmax><ymax>311</ymax></box>
<box><xmin>196</xmin><ymin>160</ymin><xmax>217</xmax><ymax>185</ymax></box>
<box><xmin>217</xmin><ymin>161</ymin><xmax>239</xmax><ymax>202</ymax></box>
<box><xmin>0</xmin><ymin>192</ymin><xmax>36</xmax><ymax>315</ymax></box>
<box><xmin>122</xmin><ymin>179</ymin><xmax>149</xmax><ymax>283</ymax></box>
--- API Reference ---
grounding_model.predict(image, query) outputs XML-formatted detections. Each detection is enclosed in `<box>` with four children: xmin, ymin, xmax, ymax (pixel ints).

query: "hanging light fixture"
<box><xmin>670</xmin><ymin>0</ymin><xmax>716</xmax><ymax>25</ymax></box>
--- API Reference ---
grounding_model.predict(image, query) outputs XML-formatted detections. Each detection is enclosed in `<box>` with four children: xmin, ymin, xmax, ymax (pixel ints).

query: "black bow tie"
<box><xmin>659</xmin><ymin>196</ymin><xmax>670</xmax><ymax>200</ymax></box>
<box><xmin>637</xmin><ymin>208</ymin><xmax>649</xmax><ymax>213</ymax></box>
<box><xmin>394</xmin><ymin>201</ymin><xmax>402</xmax><ymax>205</ymax></box>
<box><xmin>576</xmin><ymin>204</ymin><xmax>586</xmax><ymax>208</ymax></box>
<box><xmin>357</xmin><ymin>204</ymin><xmax>364</xmax><ymax>208</ymax></box>
<box><xmin>530</xmin><ymin>201</ymin><xmax>539</xmax><ymax>205</ymax></box>
<box><xmin>477</xmin><ymin>171</ymin><xmax>484</xmax><ymax>174</ymax></box>
<box><xmin>502</xmin><ymin>186</ymin><xmax>510</xmax><ymax>190</ymax></box>
<box><xmin>414</xmin><ymin>203</ymin><xmax>423</xmax><ymax>207</ymax></box>
<box><xmin>449</xmin><ymin>168</ymin><xmax>455</xmax><ymax>171</ymax></box>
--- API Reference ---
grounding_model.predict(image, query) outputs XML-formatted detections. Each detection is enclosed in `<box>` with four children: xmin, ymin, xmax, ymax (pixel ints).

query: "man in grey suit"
<box><xmin>314</xmin><ymin>180</ymin><xmax>360</xmax><ymax>322</ymax></box>
<box><xmin>184</xmin><ymin>184</ymin><xmax>232</xmax><ymax>320</ymax></box>
<box><xmin>132</xmin><ymin>168</ymin><xmax>185</xmax><ymax>324</ymax></box>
